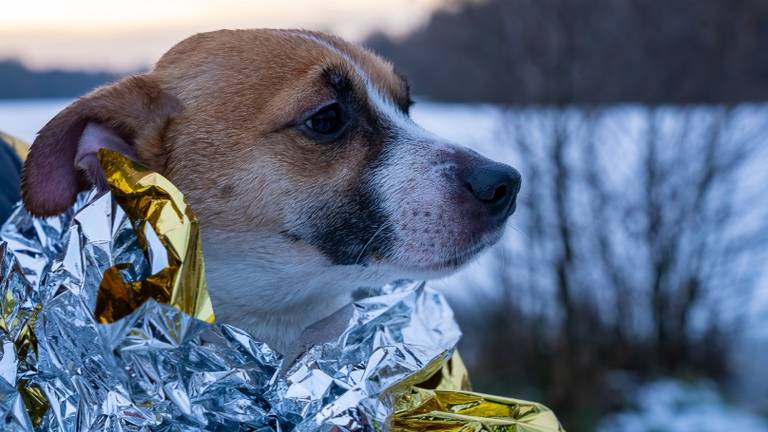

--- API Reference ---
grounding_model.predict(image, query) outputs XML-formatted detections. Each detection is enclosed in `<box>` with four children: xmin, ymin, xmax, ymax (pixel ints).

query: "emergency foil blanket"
<box><xmin>0</xmin><ymin>148</ymin><xmax>563</xmax><ymax>431</ymax></box>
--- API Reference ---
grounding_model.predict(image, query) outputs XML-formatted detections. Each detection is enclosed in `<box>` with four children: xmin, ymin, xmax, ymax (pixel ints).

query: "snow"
<box><xmin>598</xmin><ymin>379</ymin><xmax>768</xmax><ymax>432</ymax></box>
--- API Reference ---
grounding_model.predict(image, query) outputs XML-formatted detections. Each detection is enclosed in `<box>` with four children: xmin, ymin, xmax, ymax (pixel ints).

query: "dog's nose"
<box><xmin>464</xmin><ymin>163</ymin><xmax>521</xmax><ymax>217</ymax></box>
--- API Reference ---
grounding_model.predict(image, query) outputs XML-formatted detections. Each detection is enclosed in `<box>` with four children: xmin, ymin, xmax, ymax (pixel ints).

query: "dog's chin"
<box><xmin>375</xmin><ymin>228</ymin><xmax>505</xmax><ymax>281</ymax></box>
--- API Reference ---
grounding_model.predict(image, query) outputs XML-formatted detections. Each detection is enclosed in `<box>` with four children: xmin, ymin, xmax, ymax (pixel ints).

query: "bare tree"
<box><xmin>456</xmin><ymin>106</ymin><xmax>768</xmax><ymax>430</ymax></box>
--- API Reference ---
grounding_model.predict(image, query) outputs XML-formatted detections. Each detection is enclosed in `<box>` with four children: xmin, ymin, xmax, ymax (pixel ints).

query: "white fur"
<box><xmin>203</xmin><ymin>229</ymin><xmax>399</xmax><ymax>353</ymax></box>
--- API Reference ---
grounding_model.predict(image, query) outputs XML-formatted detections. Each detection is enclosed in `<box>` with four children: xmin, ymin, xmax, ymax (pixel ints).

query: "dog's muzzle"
<box><xmin>462</xmin><ymin>161</ymin><xmax>521</xmax><ymax>221</ymax></box>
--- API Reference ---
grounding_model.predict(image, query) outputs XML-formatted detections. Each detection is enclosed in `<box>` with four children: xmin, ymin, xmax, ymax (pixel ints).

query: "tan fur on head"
<box><xmin>21</xmin><ymin>29</ymin><xmax>520</xmax><ymax>353</ymax></box>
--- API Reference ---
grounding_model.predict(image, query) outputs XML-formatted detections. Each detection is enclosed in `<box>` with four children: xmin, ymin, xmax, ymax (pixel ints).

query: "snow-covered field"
<box><xmin>2</xmin><ymin>99</ymin><xmax>767</xmax><ymax>431</ymax></box>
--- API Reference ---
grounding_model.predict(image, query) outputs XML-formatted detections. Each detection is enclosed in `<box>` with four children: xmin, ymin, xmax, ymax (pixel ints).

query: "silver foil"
<box><xmin>0</xmin><ymin>189</ymin><xmax>461</xmax><ymax>431</ymax></box>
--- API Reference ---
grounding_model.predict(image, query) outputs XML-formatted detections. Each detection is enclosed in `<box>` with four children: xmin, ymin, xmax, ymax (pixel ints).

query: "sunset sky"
<box><xmin>0</xmin><ymin>0</ymin><xmax>445</xmax><ymax>71</ymax></box>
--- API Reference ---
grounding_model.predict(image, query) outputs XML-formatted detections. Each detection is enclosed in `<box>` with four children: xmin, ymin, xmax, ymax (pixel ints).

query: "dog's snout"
<box><xmin>464</xmin><ymin>163</ymin><xmax>521</xmax><ymax>217</ymax></box>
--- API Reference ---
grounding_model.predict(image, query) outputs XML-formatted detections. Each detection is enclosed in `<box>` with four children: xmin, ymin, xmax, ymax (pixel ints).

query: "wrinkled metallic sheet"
<box><xmin>0</xmin><ymin>149</ymin><xmax>562</xmax><ymax>431</ymax></box>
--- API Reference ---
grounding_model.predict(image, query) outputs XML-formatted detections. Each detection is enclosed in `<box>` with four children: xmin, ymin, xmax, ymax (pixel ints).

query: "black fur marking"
<box><xmin>308</xmin><ymin>173</ymin><xmax>394</xmax><ymax>265</ymax></box>
<box><xmin>299</xmin><ymin>68</ymin><xmax>407</xmax><ymax>265</ymax></box>
<box><xmin>279</xmin><ymin>230</ymin><xmax>303</xmax><ymax>243</ymax></box>
<box><xmin>305</xmin><ymin>125</ymin><xmax>397</xmax><ymax>265</ymax></box>
<box><xmin>325</xmin><ymin>68</ymin><xmax>353</xmax><ymax>93</ymax></box>
<box><xmin>393</xmin><ymin>69</ymin><xmax>414</xmax><ymax>113</ymax></box>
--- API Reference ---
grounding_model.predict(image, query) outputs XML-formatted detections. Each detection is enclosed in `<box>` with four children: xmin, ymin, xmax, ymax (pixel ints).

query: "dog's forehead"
<box><xmin>153</xmin><ymin>29</ymin><xmax>407</xmax><ymax>106</ymax></box>
<box><xmin>286</xmin><ymin>30</ymin><xmax>407</xmax><ymax>103</ymax></box>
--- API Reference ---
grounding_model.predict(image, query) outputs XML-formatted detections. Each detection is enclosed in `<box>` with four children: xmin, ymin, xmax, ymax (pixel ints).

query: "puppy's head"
<box><xmin>22</xmin><ymin>29</ymin><xmax>520</xmax><ymax>284</ymax></box>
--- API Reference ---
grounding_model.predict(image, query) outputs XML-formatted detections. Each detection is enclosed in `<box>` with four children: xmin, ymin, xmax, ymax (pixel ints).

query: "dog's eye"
<box><xmin>304</xmin><ymin>104</ymin><xmax>346</xmax><ymax>137</ymax></box>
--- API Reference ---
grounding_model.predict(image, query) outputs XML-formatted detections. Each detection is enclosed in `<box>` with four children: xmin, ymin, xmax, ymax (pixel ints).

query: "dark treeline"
<box><xmin>366</xmin><ymin>0</ymin><xmax>768</xmax><ymax>104</ymax></box>
<box><xmin>0</xmin><ymin>59</ymin><xmax>118</xmax><ymax>99</ymax></box>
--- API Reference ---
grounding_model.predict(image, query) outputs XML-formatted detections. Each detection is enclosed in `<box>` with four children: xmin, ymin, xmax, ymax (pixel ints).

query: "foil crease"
<box><xmin>0</xmin><ymin>147</ymin><xmax>562</xmax><ymax>431</ymax></box>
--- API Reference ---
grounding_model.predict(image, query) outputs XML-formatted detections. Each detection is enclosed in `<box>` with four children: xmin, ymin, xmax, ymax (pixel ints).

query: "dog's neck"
<box><xmin>201</xmin><ymin>229</ymin><xmax>393</xmax><ymax>354</ymax></box>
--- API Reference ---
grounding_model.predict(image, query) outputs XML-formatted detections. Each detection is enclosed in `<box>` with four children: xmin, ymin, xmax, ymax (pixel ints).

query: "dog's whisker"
<box><xmin>507</xmin><ymin>224</ymin><xmax>530</xmax><ymax>243</ymax></box>
<box><xmin>280</xmin><ymin>205</ymin><xmax>327</xmax><ymax>237</ymax></box>
<box><xmin>354</xmin><ymin>221</ymin><xmax>391</xmax><ymax>265</ymax></box>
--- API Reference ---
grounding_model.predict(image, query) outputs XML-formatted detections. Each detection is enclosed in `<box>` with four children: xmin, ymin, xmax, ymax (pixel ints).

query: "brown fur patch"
<box><xmin>22</xmin><ymin>76</ymin><xmax>181</xmax><ymax>216</ymax></box>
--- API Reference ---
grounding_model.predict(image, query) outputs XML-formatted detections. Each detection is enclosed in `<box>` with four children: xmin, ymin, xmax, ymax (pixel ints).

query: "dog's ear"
<box><xmin>21</xmin><ymin>75</ymin><xmax>180</xmax><ymax>216</ymax></box>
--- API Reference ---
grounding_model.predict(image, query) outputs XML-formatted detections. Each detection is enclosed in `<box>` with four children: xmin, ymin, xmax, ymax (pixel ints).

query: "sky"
<box><xmin>0</xmin><ymin>0</ymin><xmax>445</xmax><ymax>71</ymax></box>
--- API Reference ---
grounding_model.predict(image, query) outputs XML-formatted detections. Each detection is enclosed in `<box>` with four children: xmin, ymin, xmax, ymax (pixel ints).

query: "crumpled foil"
<box><xmin>0</xmin><ymin>146</ymin><xmax>563</xmax><ymax>431</ymax></box>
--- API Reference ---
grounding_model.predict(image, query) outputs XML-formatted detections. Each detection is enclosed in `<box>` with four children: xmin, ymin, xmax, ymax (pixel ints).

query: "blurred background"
<box><xmin>1</xmin><ymin>1</ymin><xmax>767</xmax><ymax>430</ymax></box>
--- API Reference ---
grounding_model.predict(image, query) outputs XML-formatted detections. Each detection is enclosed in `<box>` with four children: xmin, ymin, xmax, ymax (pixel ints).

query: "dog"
<box><xmin>20</xmin><ymin>29</ymin><xmax>521</xmax><ymax>354</ymax></box>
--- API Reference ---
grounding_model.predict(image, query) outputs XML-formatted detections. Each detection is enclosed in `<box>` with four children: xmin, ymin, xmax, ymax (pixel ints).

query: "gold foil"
<box><xmin>94</xmin><ymin>149</ymin><xmax>214</xmax><ymax>323</ymax></box>
<box><xmin>392</xmin><ymin>352</ymin><xmax>565</xmax><ymax>432</ymax></box>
